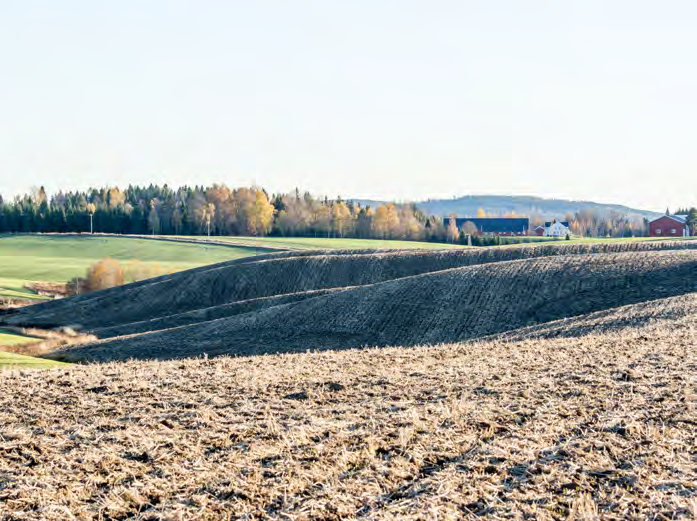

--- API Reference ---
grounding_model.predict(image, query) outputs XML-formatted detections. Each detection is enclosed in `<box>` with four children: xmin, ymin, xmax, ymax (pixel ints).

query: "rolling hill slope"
<box><xmin>2</xmin><ymin>239</ymin><xmax>696</xmax><ymax>518</ymax></box>
<box><xmin>5</xmin><ymin>240</ymin><xmax>697</xmax><ymax>334</ymax></box>
<box><xmin>359</xmin><ymin>194</ymin><xmax>660</xmax><ymax>220</ymax></box>
<box><xmin>4</xmin><ymin>240</ymin><xmax>697</xmax><ymax>364</ymax></box>
<box><xmin>42</xmin><ymin>250</ymin><xmax>697</xmax><ymax>362</ymax></box>
<box><xmin>494</xmin><ymin>292</ymin><xmax>697</xmax><ymax>341</ymax></box>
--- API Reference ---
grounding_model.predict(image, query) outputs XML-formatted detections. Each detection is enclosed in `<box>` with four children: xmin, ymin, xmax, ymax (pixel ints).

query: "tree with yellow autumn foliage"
<box><xmin>85</xmin><ymin>258</ymin><xmax>124</xmax><ymax>291</ymax></box>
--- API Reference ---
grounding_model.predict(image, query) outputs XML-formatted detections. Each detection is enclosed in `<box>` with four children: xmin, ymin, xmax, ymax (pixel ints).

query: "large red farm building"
<box><xmin>649</xmin><ymin>215</ymin><xmax>691</xmax><ymax>238</ymax></box>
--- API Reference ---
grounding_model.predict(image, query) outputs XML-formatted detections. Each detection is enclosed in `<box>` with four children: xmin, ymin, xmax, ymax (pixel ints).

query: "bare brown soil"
<box><xmin>6</xmin><ymin>240</ymin><xmax>697</xmax><ymax>333</ymax></box>
<box><xmin>0</xmin><ymin>298</ymin><xmax>37</xmax><ymax>310</ymax></box>
<box><xmin>40</xmin><ymin>250</ymin><xmax>697</xmax><ymax>362</ymax></box>
<box><xmin>1</xmin><ymin>296</ymin><xmax>695</xmax><ymax>519</ymax></box>
<box><xmin>1</xmin><ymin>244</ymin><xmax>696</xmax><ymax>519</ymax></box>
<box><xmin>24</xmin><ymin>281</ymin><xmax>71</xmax><ymax>298</ymax></box>
<box><xmin>495</xmin><ymin>292</ymin><xmax>697</xmax><ymax>342</ymax></box>
<box><xmin>90</xmin><ymin>288</ymin><xmax>345</xmax><ymax>339</ymax></box>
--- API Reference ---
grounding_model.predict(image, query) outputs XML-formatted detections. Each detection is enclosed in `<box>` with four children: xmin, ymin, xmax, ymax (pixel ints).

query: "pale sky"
<box><xmin>0</xmin><ymin>1</ymin><xmax>695</xmax><ymax>212</ymax></box>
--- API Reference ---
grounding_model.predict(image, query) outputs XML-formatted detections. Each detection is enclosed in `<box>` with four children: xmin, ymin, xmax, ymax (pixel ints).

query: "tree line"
<box><xmin>674</xmin><ymin>208</ymin><xmax>697</xmax><ymax>231</ymax></box>
<box><xmin>563</xmin><ymin>207</ymin><xmax>697</xmax><ymax>238</ymax></box>
<box><xmin>0</xmin><ymin>184</ymin><xmax>450</xmax><ymax>241</ymax></box>
<box><xmin>558</xmin><ymin>210</ymin><xmax>647</xmax><ymax>238</ymax></box>
<box><xmin>0</xmin><ymin>184</ymin><xmax>690</xmax><ymax>243</ymax></box>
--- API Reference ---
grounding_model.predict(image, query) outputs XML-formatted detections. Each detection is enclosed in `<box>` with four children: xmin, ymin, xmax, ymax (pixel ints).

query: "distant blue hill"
<box><xmin>354</xmin><ymin>195</ymin><xmax>660</xmax><ymax>220</ymax></box>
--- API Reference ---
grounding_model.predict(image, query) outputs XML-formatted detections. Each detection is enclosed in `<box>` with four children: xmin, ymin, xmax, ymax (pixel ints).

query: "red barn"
<box><xmin>649</xmin><ymin>215</ymin><xmax>691</xmax><ymax>237</ymax></box>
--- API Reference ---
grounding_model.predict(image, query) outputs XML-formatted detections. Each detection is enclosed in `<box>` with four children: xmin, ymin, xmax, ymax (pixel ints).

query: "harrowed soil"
<box><xmin>3</xmin><ymin>240</ymin><xmax>697</xmax><ymax>362</ymax></box>
<box><xmin>1</xmin><ymin>241</ymin><xmax>696</xmax><ymax>518</ymax></box>
<box><xmin>0</xmin><ymin>293</ymin><xmax>695</xmax><ymax>519</ymax></box>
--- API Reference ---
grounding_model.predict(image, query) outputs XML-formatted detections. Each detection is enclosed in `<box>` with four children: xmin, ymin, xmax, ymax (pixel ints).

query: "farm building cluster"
<box><xmin>443</xmin><ymin>217</ymin><xmax>571</xmax><ymax>237</ymax></box>
<box><xmin>533</xmin><ymin>221</ymin><xmax>572</xmax><ymax>237</ymax></box>
<box><xmin>444</xmin><ymin>214</ymin><xmax>693</xmax><ymax>238</ymax></box>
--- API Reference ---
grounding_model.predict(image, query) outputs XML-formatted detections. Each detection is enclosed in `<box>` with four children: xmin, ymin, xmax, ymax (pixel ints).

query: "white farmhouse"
<box><xmin>544</xmin><ymin>220</ymin><xmax>571</xmax><ymax>237</ymax></box>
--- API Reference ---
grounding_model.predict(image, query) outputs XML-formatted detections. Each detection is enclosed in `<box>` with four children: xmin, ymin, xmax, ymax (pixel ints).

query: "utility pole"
<box><xmin>253</xmin><ymin>212</ymin><xmax>258</xmax><ymax>256</ymax></box>
<box><xmin>87</xmin><ymin>203</ymin><xmax>96</xmax><ymax>234</ymax></box>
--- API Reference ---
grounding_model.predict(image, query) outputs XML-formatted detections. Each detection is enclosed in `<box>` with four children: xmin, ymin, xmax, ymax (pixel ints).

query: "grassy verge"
<box><xmin>0</xmin><ymin>328</ymin><xmax>64</xmax><ymax>369</ymax></box>
<box><xmin>0</xmin><ymin>327</ymin><xmax>41</xmax><ymax>346</ymax></box>
<box><xmin>0</xmin><ymin>350</ymin><xmax>67</xmax><ymax>369</ymax></box>
<box><xmin>176</xmin><ymin>234</ymin><xmax>697</xmax><ymax>249</ymax></box>
<box><xmin>499</xmin><ymin>236</ymin><xmax>697</xmax><ymax>245</ymax></box>
<box><xmin>180</xmin><ymin>235</ymin><xmax>468</xmax><ymax>250</ymax></box>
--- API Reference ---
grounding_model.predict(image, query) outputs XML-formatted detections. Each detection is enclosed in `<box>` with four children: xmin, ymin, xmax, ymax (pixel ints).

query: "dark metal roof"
<box><xmin>443</xmin><ymin>217</ymin><xmax>530</xmax><ymax>233</ymax></box>
<box><xmin>650</xmin><ymin>215</ymin><xmax>687</xmax><ymax>224</ymax></box>
<box><xmin>544</xmin><ymin>221</ymin><xmax>570</xmax><ymax>227</ymax></box>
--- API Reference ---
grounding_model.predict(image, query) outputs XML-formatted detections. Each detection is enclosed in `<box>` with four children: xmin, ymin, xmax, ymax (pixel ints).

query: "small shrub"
<box><xmin>85</xmin><ymin>258</ymin><xmax>125</xmax><ymax>291</ymax></box>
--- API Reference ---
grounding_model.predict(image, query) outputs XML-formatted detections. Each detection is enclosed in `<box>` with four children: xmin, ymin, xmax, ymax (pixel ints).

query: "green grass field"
<box><xmin>0</xmin><ymin>327</ymin><xmax>41</xmax><ymax>346</ymax></box>
<box><xmin>186</xmin><ymin>235</ymin><xmax>468</xmax><ymax>250</ymax></box>
<box><xmin>0</xmin><ymin>349</ymin><xmax>67</xmax><ymax>370</ymax></box>
<box><xmin>0</xmin><ymin>234</ymin><xmax>267</xmax><ymax>368</ymax></box>
<box><xmin>0</xmin><ymin>234</ymin><xmax>263</xmax><ymax>368</ymax></box>
<box><xmin>0</xmin><ymin>327</ymin><xmax>66</xmax><ymax>370</ymax></box>
<box><xmin>0</xmin><ymin>234</ymin><xmax>262</xmax><ymax>302</ymax></box>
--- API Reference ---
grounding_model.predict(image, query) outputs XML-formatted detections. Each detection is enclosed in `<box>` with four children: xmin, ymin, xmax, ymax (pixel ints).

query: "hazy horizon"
<box><xmin>0</xmin><ymin>183</ymin><xmax>671</xmax><ymax>214</ymax></box>
<box><xmin>1</xmin><ymin>1</ymin><xmax>695</xmax><ymax>213</ymax></box>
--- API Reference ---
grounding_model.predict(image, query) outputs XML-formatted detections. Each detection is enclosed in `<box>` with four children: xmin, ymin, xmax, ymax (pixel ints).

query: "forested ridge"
<box><xmin>0</xmin><ymin>184</ymin><xmax>687</xmax><ymax>242</ymax></box>
<box><xmin>0</xmin><ymin>184</ymin><xmax>443</xmax><ymax>241</ymax></box>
